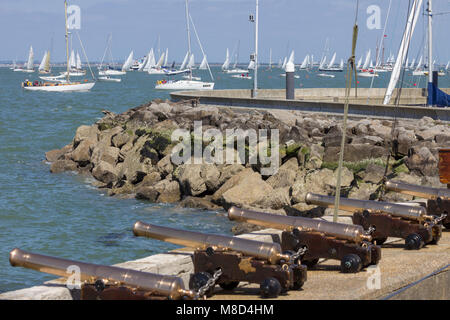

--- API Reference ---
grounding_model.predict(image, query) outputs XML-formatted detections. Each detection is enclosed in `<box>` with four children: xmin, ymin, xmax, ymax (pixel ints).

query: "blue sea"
<box><xmin>0</xmin><ymin>66</ymin><xmax>448</xmax><ymax>293</ymax></box>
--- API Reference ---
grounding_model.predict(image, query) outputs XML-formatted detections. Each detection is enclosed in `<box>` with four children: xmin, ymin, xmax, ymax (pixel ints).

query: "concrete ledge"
<box><xmin>171</xmin><ymin>88</ymin><xmax>450</xmax><ymax>122</ymax></box>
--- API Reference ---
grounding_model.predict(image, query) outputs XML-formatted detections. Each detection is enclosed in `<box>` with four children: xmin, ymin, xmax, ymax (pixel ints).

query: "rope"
<box><xmin>75</xmin><ymin>30</ymin><xmax>96</xmax><ymax>81</ymax></box>
<box><xmin>333</xmin><ymin>1</ymin><xmax>359</xmax><ymax>223</ymax></box>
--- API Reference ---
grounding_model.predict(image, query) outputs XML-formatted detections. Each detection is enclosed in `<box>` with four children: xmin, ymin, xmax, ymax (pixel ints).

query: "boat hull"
<box><xmin>99</xmin><ymin>70</ymin><xmax>126</xmax><ymax>76</ymax></box>
<box><xmin>23</xmin><ymin>82</ymin><xmax>95</xmax><ymax>92</ymax></box>
<box><xmin>155</xmin><ymin>80</ymin><xmax>214</xmax><ymax>90</ymax></box>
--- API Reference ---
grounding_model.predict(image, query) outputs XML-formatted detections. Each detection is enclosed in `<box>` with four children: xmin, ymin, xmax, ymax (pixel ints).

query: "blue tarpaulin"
<box><xmin>427</xmin><ymin>82</ymin><xmax>450</xmax><ymax>107</ymax></box>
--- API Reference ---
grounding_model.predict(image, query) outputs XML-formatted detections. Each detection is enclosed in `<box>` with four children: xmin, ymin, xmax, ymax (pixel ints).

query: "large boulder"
<box><xmin>73</xmin><ymin>125</ymin><xmax>99</xmax><ymax>147</ymax></box>
<box><xmin>266</xmin><ymin>158</ymin><xmax>298</xmax><ymax>189</ymax></box>
<box><xmin>46</xmin><ymin>144</ymin><xmax>72</xmax><ymax>162</ymax></box>
<box><xmin>405</xmin><ymin>147</ymin><xmax>438</xmax><ymax>176</ymax></box>
<box><xmin>92</xmin><ymin>161</ymin><xmax>119</xmax><ymax>185</ymax></box>
<box><xmin>70</xmin><ymin>139</ymin><xmax>96</xmax><ymax>165</ymax></box>
<box><xmin>177</xmin><ymin>164</ymin><xmax>207</xmax><ymax>196</ymax></box>
<box><xmin>91</xmin><ymin>145</ymin><xmax>120</xmax><ymax>166</ymax></box>
<box><xmin>136</xmin><ymin>179</ymin><xmax>181</xmax><ymax>203</ymax></box>
<box><xmin>324</xmin><ymin>144</ymin><xmax>386</xmax><ymax>162</ymax></box>
<box><xmin>50</xmin><ymin>159</ymin><xmax>78</xmax><ymax>173</ymax></box>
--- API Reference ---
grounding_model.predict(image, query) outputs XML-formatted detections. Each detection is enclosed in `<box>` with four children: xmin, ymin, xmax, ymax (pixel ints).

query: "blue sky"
<box><xmin>1</xmin><ymin>0</ymin><xmax>449</xmax><ymax>64</ymax></box>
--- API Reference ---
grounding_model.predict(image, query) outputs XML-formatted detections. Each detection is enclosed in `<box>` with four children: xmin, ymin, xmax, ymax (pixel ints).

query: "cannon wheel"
<box><xmin>302</xmin><ymin>258</ymin><xmax>320</xmax><ymax>268</ymax></box>
<box><xmin>260</xmin><ymin>277</ymin><xmax>282</xmax><ymax>298</ymax></box>
<box><xmin>341</xmin><ymin>254</ymin><xmax>362</xmax><ymax>273</ymax></box>
<box><xmin>373</xmin><ymin>237</ymin><xmax>388</xmax><ymax>245</ymax></box>
<box><xmin>189</xmin><ymin>272</ymin><xmax>214</xmax><ymax>297</ymax></box>
<box><xmin>219</xmin><ymin>281</ymin><xmax>239</xmax><ymax>291</ymax></box>
<box><xmin>405</xmin><ymin>233</ymin><xmax>424</xmax><ymax>250</ymax></box>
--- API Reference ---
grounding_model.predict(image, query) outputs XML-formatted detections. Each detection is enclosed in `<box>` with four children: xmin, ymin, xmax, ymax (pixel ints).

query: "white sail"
<box><xmin>187</xmin><ymin>53</ymin><xmax>195</xmax><ymax>69</ymax></box>
<box><xmin>142</xmin><ymin>49</ymin><xmax>154</xmax><ymax>71</ymax></box>
<box><xmin>139</xmin><ymin>55</ymin><xmax>148</xmax><ymax>71</ymax></box>
<box><xmin>409</xmin><ymin>58</ymin><xmax>416</xmax><ymax>69</ymax></box>
<box><xmin>180</xmin><ymin>51</ymin><xmax>189</xmax><ymax>70</ymax></box>
<box><xmin>356</xmin><ymin>56</ymin><xmax>363</xmax><ymax>69</ymax></box>
<box><xmin>415</xmin><ymin>55</ymin><xmax>423</xmax><ymax>71</ymax></box>
<box><xmin>383</xmin><ymin>0</ymin><xmax>422</xmax><ymax>105</ymax></box>
<box><xmin>38</xmin><ymin>52</ymin><xmax>48</xmax><ymax>71</ymax></box>
<box><xmin>319</xmin><ymin>56</ymin><xmax>326</xmax><ymax>69</ymax></box>
<box><xmin>248</xmin><ymin>60</ymin><xmax>255</xmax><ymax>70</ymax></box>
<box><xmin>310</xmin><ymin>55</ymin><xmax>314</xmax><ymax>68</ymax></box>
<box><xmin>287</xmin><ymin>50</ymin><xmax>295</xmax><ymax>65</ymax></box>
<box><xmin>300</xmin><ymin>55</ymin><xmax>309</xmax><ymax>69</ymax></box>
<box><xmin>69</xmin><ymin>50</ymin><xmax>76</xmax><ymax>69</ymax></box>
<box><xmin>222</xmin><ymin>48</ymin><xmax>230</xmax><ymax>70</ymax></box>
<box><xmin>339</xmin><ymin>59</ymin><xmax>344</xmax><ymax>70</ymax></box>
<box><xmin>199</xmin><ymin>55</ymin><xmax>208</xmax><ymax>70</ymax></box>
<box><xmin>405</xmin><ymin>57</ymin><xmax>409</xmax><ymax>68</ymax></box>
<box><xmin>164</xmin><ymin>48</ymin><xmax>168</xmax><ymax>67</ymax></box>
<box><xmin>446</xmin><ymin>61</ymin><xmax>449</xmax><ymax>70</ymax></box>
<box><xmin>156</xmin><ymin>52</ymin><xmax>165</xmax><ymax>68</ymax></box>
<box><xmin>327</xmin><ymin>52</ymin><xmax>336</xmax><ymax>68</ymax></box>
<box><xmin>362</xmin><ymin>50</ymin><xmax>371</xmax><ymax>69</ymax></box>
<box><xmin>278</xmin><ymin>58</ymin><xmax>282</xmax><ymax>68</ymax></box>
<box><xmin>76</xmin><ymin>52</ymin><xmax>82</xmax><ymax>69</ymax></box>
<box><xmin>26</xmin><ymin>46</ymin><xmax>34</xmax><ymax>70</ymax></box>
<box><xmin>121</xmin><ymin>51</ymin><xmax>134</xmax><ymax>71</ymax></box>
<box><xmin>281</xmin><ymin>57</ymin><xmax>287</xmax><ymax>69</ymax></box>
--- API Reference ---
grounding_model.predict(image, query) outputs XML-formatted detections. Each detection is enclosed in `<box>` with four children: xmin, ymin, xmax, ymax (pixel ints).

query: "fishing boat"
<box><xmin>22</xmin><ymin>1</ymin><xmax>95</xmax><ymax>92</ymax></box>
<box><xmin>14</xmin><ymin>46</ymin><xmax>34</xmax><ymax>73</ymax></box>
<box><xmin>155</xmin><ymin>0</ymin><xmax>214</xmax><ymax>90</ymax></box>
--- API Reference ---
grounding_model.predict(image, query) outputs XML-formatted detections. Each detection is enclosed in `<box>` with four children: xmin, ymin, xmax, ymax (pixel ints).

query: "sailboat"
<box><xmin>98</xmin><ymin>35</ymin><xmax>127</xmax><ymax>76</ymax></box>
<box><xmin>222</xmin><ymin>48</ymin><xmax>230</xmax><ymax>72</ymax></box>
<box><xmin>155</xmin><ymin>0</ymin><xmax>214</xmax><ymax>90</ymax></box>
<box><xmin>358</xmin><ymin>49</ymin><xmax>378</xmax><ymax>77</ymax></box>
<box><xmin>22</xmin><ymin>1</ymin><xmax>95</xmax><ymax>92</ymax></box>
<box><xmin>38</xmin><ymin>51</ymin><xmax>51</xmax><ymax>74</ymax></box>
<box><xmin>319</xmin><ymin>52</ymin><xmax>343</xmax><ymax>72</ymax></box>
<box><xmin>148</xmin><ymin>50</ymin><xmax>167</xmax><ymax>74</ymax></box>
<box><xmin>14</xmin><ymin>46</ymin><xmax>34</xmax><ymax>73</ymax></box>
<box><xmin>224</xmin><ymin>41</ymin><xmax>248</xmax><ymax>74</ymax></box>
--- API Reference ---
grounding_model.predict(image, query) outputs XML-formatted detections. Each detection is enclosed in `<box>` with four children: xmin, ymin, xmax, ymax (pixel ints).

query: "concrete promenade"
<box><xmin>171</xmin><ymin>88</ymin><xmax>450</xmax><ymax>122</ymax></box>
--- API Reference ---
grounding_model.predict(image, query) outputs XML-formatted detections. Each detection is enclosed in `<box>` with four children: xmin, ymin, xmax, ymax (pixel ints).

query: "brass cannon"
<box><xmin>228</xmin><ymin>207</ymin><xmax>380</xmax><ymax>273</ymax></box>
<box><xmin>9</xmin><ymin>248</ymin><xmax>196</xmax><ymax>300</ymax></box>
<box><xmin>305</xmin><ymin>193</ymin><xmax>442</xmax><ymax>250</ymax></box>
<box><xmin>133</xmin><ymin>221</ymin><xmax>307</xmax><ymax>298</ymax></box>
<box><xmin>385</xmin><ymin>180</ymin><xmax>450</xmax><ymax>229</ymax></box>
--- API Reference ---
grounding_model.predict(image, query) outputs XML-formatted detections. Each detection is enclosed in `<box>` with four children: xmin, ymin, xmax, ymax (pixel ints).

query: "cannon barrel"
<box><xmin>133</xmin><ymin>221</ymin><xmax>287</xmax><ymax>265</ymax></box>
<box><xmin>9</xmin><ymin>248</ymin><xmax>194</xmax><ymax>300</ymax></box>
<box><xmin>228</xmin><ymin>207</ymin><xmax>371</xmax><ymax>243</ymax></box>
<box><xmin>386</xmin><ymin>181</ymin><xmax>450</xmax><ymax>200</ymax></box>
<box><xmin>305</xmin><ymin>193</ymin><xmax>429</xmax><ymax>222</ymax></box>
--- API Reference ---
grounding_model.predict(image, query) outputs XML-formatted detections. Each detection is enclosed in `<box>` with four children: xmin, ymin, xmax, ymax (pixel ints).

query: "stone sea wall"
<box><xmin>46</xmin><ymin>99</ymin><xmax>450</xmax><ymax>231</ymax></box>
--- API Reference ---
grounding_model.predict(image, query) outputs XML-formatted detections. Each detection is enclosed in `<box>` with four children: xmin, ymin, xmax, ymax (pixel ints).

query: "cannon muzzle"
<box><xmin>9</xmin><ymin>248</ymin><xmax>195</xmax><ymax>300</ymax></box>
<box><xmin>385</xmin><ymin>181</ymin><xmax>450</xmax><ymax>200</ymax></box>
<box><xmin>305</xmin><ymin>193</ymin><xmax>431</xmax><ymax>222</ymax></box>
<box><xmin>133</xmin><ymin>221</ymin><xmax>288</xmax><ymax>265</ymax></box>
<box><xmin>228</xmin><ymin>206</ymin><xmax>371</xmax><ymax>243</ymax></box>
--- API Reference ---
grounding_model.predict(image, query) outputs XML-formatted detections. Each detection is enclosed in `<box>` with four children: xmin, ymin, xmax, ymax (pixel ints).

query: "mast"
<box><xmin>64</xmin><ymin>1</ymin><xmax>70</xmax><ymax>83</ymax></box>
<box><xmin>185</xmin><ymin>0</ymin><xmax>192</xmax><ymax>81</ymax></box>
<box><xmin>427</xmin><ymin>0</ymin><xmax>433</xmax><ymax>106</ymax></box>
<box><xmin>252</xmin><ymin>0</ymin><xmax>259</xmax><ymax>98</ymax></box>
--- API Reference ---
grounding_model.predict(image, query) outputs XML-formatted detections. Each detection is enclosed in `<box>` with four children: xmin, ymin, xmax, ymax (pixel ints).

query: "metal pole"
<box><xmin>252</xmin><ymin>0</ymin><xmax>259</xmax><ymax>98</ymax></box>
<box><xmin>185</xmin><ymin>0</ymin><xmax>192</xmax><ymax>81</ymax></box>
<box><xmin>285</xmin><ymin>62</ymin><xmax>295</xmax><ymax>99</ymax></box>
<box><xmin>64</xmin><ymin>1</ymin><xmax>70</xmax><ymax>83</ymax></box>
<box><xmin>427</xmin><ymin>0</ymin><xmax>433</xmax><ymax>106</ymax></box>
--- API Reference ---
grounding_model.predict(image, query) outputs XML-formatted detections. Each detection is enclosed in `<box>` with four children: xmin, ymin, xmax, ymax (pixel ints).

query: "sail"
<box><xmin>121</xmin><ymin>51</ymin><xmax>134</xmax><ymax>71</ymax></box>
<box><xmin>362</xmin><ymin>50</ymin><xmax>371</xmax><ymax>69</ymax></box>
<box><xmin>327</xmin><ymin>52</ymin><xmax>336</xmax><ymax>69</ymax></box>
<box><xmin>288</xmin><ymin>50</ymin><xmax>295</xmax><ymax>65</ymax></box>
<box><xmin>69</xmin><ymin>50</ymin><xmax>76</xmax><ymax>69</ymax></box>
<box><xmin>164</xmin><ymin>48</ymin><xmax>168</xmax><ymax>67</ymax></box>
<box><xmin>222</xmin><ymin>48</ymin><xmax>230</xmax><ymax>70</ymax></box>
<box><xmin>339</xmin><ymin>59</ymin><xmax>344</xmax><ymax>69</ymax></box>
<box><xmin>383</xmin><ymin>0</ymin><xmax>422</xmax><ymax>105</ymax></box>
<box><xmin>319</xmin><ymin>56</ymin><xmax>326</xmax><ymax>69</ymax></box>
<box><xmin>26</xmin><ymin>46</ymin><xmax>34</xmax><ymax>70</ymax></box>
<box><xmin>356</xmin><ymin>56</ymin><xmax>363</xmax><ymax>69</ymax></box>
<box><xmin>39</xmin><ymin>52</ymin><xmax>48</xmax><ymax>71</ymax></box>
<box><xmin>156</xmin><ymin>52</ymin><xmax>165</xmax><ymax>68</ymax></box>
<box><xmin>310</xmin><ymin>55</ymin><xmax>314</xmax><ymax>68</ymax></box>
<box><xmin>415</xmin><ymin>55</ymin><xmax>423</xmax><ymax>71</ymax></box>
<box><xmin>248</xmin><ymin>60</ymin><xmax>255</xmax><ymax>70</ymax></box>
<box><xmin>180</xmin><ymin>51</ymin><xmax>189</xmax><ymax>70</ymax></box>
<box><xmin>281</xmin><ymin>57</ymin><xmax>287</xmax><ymax>69</ymax></box>
<box><xmin>187</xmin><ymin>53</ymin><xmax>195</xmax><ymax>69</ymax></box>
<box><xmin>143</xmin><ymin>49</ymin><xmax>155</xmax><ymax>71</ymax></box>
<box><xmin>300</xmin><ymin>55</ymin><xmax>309</xmax><ymax>69</ymax></box>
<box><xmin>410</xmin><ymin>58</ymin><xmax>416</xmax><ymax>69</ymax></box>
<box><xmin>446</xmin><ymin>61</ymin><xmax>449</xmax><ymax>70</ymax></box>
<box><xmin>199</xmin><ymin>55</ymin><xmax>208</xmax><ymax>70</ymax></box>
<box><xmin>76</xmin><ymin>52</ymin><xmax>82</xmax><ymax>69</ymax></box>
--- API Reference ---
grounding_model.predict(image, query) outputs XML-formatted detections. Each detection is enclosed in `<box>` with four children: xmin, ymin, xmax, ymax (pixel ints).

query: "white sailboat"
<box><xmin>38</xmin><ymin>51</ymin><xmax>51</xmax><ymax>74</ymax></box>
<box><xmin>299</xmin><ymin>55</ymin><xmax>309</xmax><ymax>70</ymax></box>
<box><xmin>14</xmin><ymin>46</ymin><xmax>35</xmax><ymax>73</ymax></box>
<box><xmin>199</xmin><ymin>55</ymin><xmax>208</xmax><ymax>70</ymax></box>
<box><xmin>225</xmin><ymin>41</ymin><xmax>248</xmax><ymax>74</ymax></box>
<box><xmin>121</xmin><ymin>51</ymin><xmax>134</xmax><ymax>72</ymax></box>
<box><xmin>155</xmin><ymin>0</ymin><xmax>214</xmax><ymax>90</ymax></box>
<box><xmin>412</xmin><ymin>55</ymin><xmax>425</xmax><ymax>76</ymax></box>
<box><xmin>22</xmin><ymin>1</ymin><xmax>95</xmax><ymax>92</ymax></box>
<box><xmin>319</xmin><ymin>52</ymin><xmax>343</xmax><ymax>72</ymax></box>
<box><xmin>358</xmin><ymin>49</ymin><xmax>378</xmax><ymax>77</ymax></box>
<box><xmin>98</xmin><ymin>35</ymin><xmax>127</xmax><ymax>76</ymax></box>
<box><xmin>222</xmin><ymin>48</ymin><xmax>230</xmax><ymax>71</ymax></box>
